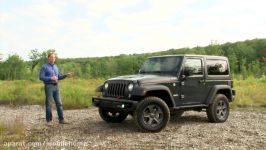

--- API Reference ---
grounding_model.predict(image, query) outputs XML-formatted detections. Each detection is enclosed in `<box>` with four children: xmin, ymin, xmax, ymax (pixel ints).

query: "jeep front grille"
<box><xmin>105</xmin><ymin>83</ymin><xmax>127</xmax><ymax>98</ymax></box>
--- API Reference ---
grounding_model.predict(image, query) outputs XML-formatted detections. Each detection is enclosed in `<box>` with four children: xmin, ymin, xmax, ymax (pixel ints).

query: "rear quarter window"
<box><xmin>206</xmin><ymin>59</ymin><xmax>229</xmax><ymax>75</ymax></box>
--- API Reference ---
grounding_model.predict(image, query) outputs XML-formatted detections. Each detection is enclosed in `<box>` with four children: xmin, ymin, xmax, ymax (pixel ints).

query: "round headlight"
<box><xmin>128</xmin><ymin>83</ymin><xmax>134</xmax><ymax>92</ymax></box>
<box><xmin>104</xmin><ymin>83</ymin><xmax>109</xmax><ymax>89</ymax></box>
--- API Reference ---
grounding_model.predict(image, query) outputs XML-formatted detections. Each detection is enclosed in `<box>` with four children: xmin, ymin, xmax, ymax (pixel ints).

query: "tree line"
<box><xmin>0</xmin><ymin>38</ymin><xmax>265</xmax><ymax>80</ymax></box>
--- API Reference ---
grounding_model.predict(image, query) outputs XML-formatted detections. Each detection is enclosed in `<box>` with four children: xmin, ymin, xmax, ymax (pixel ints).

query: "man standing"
<box><xmin>39</xmin><ymin>52</ymin><xmax>72</xmax><ymax>125</ymax></box>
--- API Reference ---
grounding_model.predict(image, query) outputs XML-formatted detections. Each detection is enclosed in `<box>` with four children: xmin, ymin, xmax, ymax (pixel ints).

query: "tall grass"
<box><xmin>0</xmin><ymin>80</ymin><xmax>42</xmax><ymax>105</ymax></box>
<box><xmin>60</xmin><ymin>78</ymin><xmax>104</xmax><ymax>109</ymax></box>
<box><xmin>0</xmin><ymin>78</ymin><xmax>104</xmax><ymax>109</ymax></box>
<box><xmin>232</xmin><ymin>76</ymin><xmax>266</xmax><ymax>108</ymax></box>
<box><xmin>0</xmin><ymin>77</ymin><xmax>265</xmax><ymax>109</ymax></box>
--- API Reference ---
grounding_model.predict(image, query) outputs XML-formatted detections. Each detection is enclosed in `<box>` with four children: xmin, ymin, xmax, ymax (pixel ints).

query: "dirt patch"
<box><xmin>0</xmin><ymin>105</ymin><xmax>265</xmax><ymax>149</ymax></box>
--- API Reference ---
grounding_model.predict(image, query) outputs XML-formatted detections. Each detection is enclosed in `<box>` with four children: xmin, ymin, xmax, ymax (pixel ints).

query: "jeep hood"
<box><xmin>108</xmin><ymin>74</ymin><xmax>177</xmax><ymax>84</ymax></box>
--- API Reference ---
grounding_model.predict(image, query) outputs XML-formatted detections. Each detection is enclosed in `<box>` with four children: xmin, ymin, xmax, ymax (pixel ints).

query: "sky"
<box><xmin>0</xmin><ymin>0</ymin><xmax>265</xmax><ymax>60</ymax></box>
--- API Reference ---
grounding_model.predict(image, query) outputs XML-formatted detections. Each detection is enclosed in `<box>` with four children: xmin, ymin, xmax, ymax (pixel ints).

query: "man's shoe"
<box><xmin>46</xmin><ymin>121</ymin><xmax>53</xmax><ymax>126</ymax></box>
<box><xmin>59</xmin><ymin>119</ymin><xmax>69</xmax><ymax>124</ymax></box>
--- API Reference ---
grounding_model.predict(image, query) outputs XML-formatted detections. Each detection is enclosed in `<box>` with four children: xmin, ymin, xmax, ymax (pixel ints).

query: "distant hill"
<box><xmin>58</xmin><ymin>38</ymin><xmax>266</xmax><ymax>79</ymax></box>
<box><xmin>1</xmin><ymin>38</ymin><xmax>266</xmax><ymax>80</ymax></box>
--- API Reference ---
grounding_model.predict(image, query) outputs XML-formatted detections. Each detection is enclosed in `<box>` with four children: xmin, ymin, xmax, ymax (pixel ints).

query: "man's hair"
<box><xmin>48</xmin><ymin>52</ymin><xmax>56</xmax><ymax>58</ymax></box>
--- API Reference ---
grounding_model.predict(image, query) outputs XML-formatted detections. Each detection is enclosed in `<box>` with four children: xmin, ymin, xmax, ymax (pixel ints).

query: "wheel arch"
<box><xmin>206</xmin><ymin>85</ymin><xmax>233</xmax><ymax>104</ymax></box>
<box><xmin>141</xmin><ymin>85</ymin><xmax>175</xmax><ymax>108</ymax></box>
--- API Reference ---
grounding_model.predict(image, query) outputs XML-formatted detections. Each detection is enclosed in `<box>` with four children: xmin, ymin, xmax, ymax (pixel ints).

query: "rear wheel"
<box><xmin>99</xmin><ymin>108</ymin><xmax>128</xmax><ymax>123</ymax></box>
<box><xmin>134</xmin><ymin>97</ymin><xmax>170</xmax><ymax>132</ymax></box>
<box><xmin>207</xmin><ymin>94</ymin><xmax>230</xmax><ymax>123</ymax></box>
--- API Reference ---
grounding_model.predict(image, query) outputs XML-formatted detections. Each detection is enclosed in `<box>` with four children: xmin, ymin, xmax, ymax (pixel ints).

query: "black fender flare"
<box><xmin>132</xmin><ymin>85</ymin><xmax>176</xmax><ymax>107</ymax></box>
<box><xmin>205</xmin><ymin>85</ymin><xmax>233</xmax><ymax>104</ymax></box>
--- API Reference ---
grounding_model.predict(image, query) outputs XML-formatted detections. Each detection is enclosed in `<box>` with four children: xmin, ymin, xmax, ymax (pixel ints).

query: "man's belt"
<box><xmin>45</xmin><ymin>83</ymin><xmax>58</xmax><ymax>86</ymax></box>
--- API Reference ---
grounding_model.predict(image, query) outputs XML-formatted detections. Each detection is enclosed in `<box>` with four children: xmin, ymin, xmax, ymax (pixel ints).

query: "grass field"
<box><xmin>232</xmin><ymin>76</ymin><xmax>266</xmax><ymax>108</ymax></box>
<box><xmin>0</xmin><ymin>78</ymin><xmax>104</xmax><ymax>109</ymax></box>
<box><xmin>0</xmin><ymin>77</ymin><xmax>265</xmax><ymax>109</ymax></box>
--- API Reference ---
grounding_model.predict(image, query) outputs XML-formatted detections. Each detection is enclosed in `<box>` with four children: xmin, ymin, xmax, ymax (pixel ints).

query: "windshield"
<box><xmin>139</xmin><ymin>56</ymin><xmax>182</xmax><ymax>75</ymax></box>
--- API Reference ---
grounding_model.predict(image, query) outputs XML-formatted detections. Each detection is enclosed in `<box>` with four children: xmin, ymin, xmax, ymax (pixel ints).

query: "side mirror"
<box><xmin>183</xmin><ymin>68</ymin><xmax>194</xmax><ymax>77</ymax></box>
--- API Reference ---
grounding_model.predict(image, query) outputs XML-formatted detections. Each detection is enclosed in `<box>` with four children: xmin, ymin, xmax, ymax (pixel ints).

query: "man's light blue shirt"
<box><xmin>39</xmin><ymin>63</ymin><xmax>66</xmax><ymax>84</ymax></box>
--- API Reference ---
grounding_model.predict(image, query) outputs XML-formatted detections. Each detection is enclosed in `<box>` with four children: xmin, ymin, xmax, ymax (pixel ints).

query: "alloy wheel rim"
<box><xmin>216</xmin><ymin>100</ymin><xmax>228</xmax><ymax>120</ymax></box>
<box><xmin>142</xmin><ymin>104</ymin><xmax>164</xmax><ymax>127</ymax></box>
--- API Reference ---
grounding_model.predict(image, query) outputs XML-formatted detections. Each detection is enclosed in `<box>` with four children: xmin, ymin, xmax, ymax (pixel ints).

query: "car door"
<box><xmin>179</xmin><ymin>57</ymin><xmax>209</xmax><ymax>105</ymax></box>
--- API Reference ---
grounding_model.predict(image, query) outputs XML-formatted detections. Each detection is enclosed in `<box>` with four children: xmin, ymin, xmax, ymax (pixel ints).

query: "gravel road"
<box><xmin>0</xmin><ymin>105</ymin><xmax>265</xmax><ymax>150</ymax></box>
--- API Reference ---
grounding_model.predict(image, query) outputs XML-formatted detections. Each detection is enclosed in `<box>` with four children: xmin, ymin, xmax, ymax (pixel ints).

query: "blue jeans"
<box><xmin>44</xmin><ymin>84</ymin><xmax>64</xmax><ymax>122</ymax></box>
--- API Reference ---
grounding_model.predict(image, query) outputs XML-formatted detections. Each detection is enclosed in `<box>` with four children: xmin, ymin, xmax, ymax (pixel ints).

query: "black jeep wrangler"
<box><xmin>92</xmin><ymin>55</ymin><xmax>235</xmax><ymax>132</ymax></box>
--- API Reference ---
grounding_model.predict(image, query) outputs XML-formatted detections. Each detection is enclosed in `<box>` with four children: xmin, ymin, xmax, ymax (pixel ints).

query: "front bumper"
<box><xmin>92</xmin><ymin>96</ymin><xmax>138</xmax><ymax>112</ymax></box>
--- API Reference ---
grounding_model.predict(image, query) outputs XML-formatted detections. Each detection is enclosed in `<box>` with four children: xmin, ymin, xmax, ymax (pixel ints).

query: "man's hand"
<box><xmin>50</xmin><ymin>76</ymin><xmax>58</xmax><ymax>81</ymax></box>
<box><xmin>65</xmin><ymin>72</ymin><xmax>74</xmax><ymax>77</ymax></box>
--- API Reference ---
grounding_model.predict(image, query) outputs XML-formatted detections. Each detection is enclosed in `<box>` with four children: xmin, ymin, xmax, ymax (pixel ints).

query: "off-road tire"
<box><xmin>134</xmin><ymin>96</ymin><xmax>170</xmax><ymax>132</ymax></box>
<box><xmin>99</xmin><ymin>108</ymin><xmax>128</xmax><ymax>123</ymax></box>
<box><xmin>207</xmin><ymin>94</ymin><xmax>230</xmax><ymax>123</ymax></box>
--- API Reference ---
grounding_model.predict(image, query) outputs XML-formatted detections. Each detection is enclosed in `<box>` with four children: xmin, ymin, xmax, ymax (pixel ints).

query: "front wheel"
<box><xmin>99</xmin><ymin>108</ymin><xmax>128</xmax><ymax>123</ymax></box>
<box><xmin>206</xmin><ymin>94</ymin><xmax>230</xmax><ymax>123</ymax></box>
<box><xmin>134</xmin><ymin>97</ymin><xmax>170</xmax><ymax>132</ymax></box>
